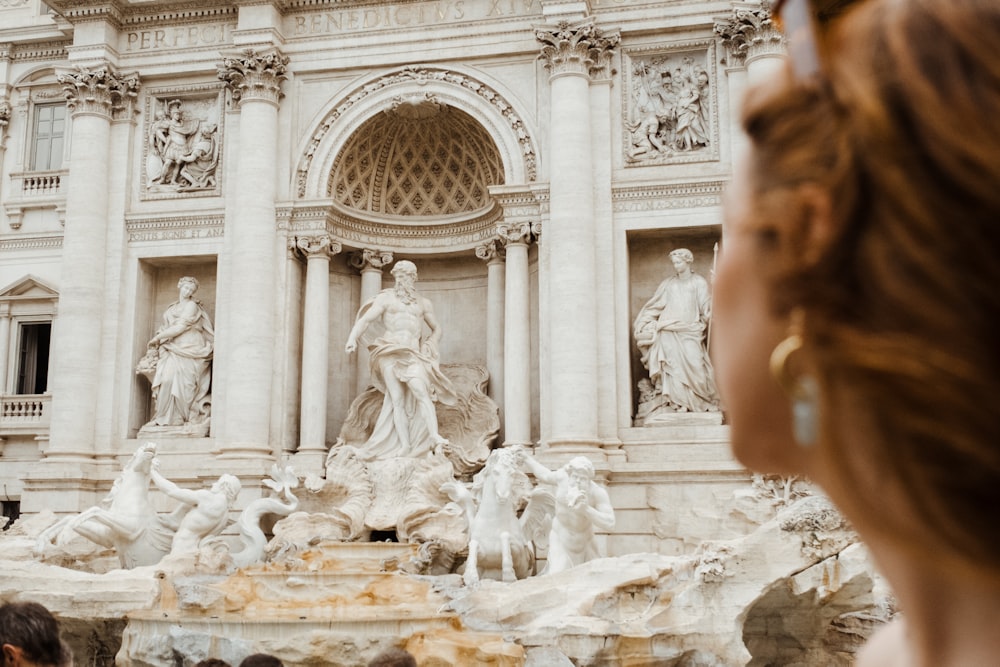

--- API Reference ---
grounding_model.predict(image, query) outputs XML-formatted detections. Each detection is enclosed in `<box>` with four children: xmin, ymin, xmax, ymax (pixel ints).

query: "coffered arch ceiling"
<box><xmin>329</xmin><ymin>98</ymin><xmax>505</xmax><ymax>220</ymax></box>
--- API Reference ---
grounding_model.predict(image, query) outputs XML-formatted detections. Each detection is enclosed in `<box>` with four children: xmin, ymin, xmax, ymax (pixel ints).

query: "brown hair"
<box><xmin>741</xmin><ymin>0</ymin><xmax>1000</xmax><ymax>568</ymax></box>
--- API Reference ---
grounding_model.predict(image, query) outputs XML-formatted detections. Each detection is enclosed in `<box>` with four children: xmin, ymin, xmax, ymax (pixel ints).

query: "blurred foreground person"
<box><xmin>237</xmin><ymin>655</ymin><xmax>282</xmax><ymax>667</ymax></box>
<box><xmin>712</xmin><ymin>0</ymin><xmax>1000</xmax><ymax>665</ymax></box>
<box><xmin>0</xmin><ymin>601</ymin><xmax>70</xmax><ymax>667</ymax></box>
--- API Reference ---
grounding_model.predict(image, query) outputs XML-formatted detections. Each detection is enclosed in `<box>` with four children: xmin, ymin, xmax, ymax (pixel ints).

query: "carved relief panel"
<box><xmin>622</xmin><ymin>42</ymin><xmax>719</xmax><ymax>166</ymax></box>
<box><xmin>142</xmin><ymin>86</ymin><xmax>225</xmax><ymax>199</ymax></box>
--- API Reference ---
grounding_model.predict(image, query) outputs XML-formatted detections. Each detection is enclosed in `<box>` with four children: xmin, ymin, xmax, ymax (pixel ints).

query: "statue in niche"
<box><xmin>633</xmin><ymin>248</ymin><xmax>720</xmax><ymax>417</ymax></box>
<box><xmin>147</xmin><ymin>98</ymin><xmax>219</xmax><ymax>192</ymax></box>
<box><xmin>137</xmin><ymin>276</ymin><xmax>214</xmax><ymax>437</ymax></box>
<box><xmin>517</xmin><ymin>450</ymin><xmax>616</xmax><ymax>576</ymax></box>
<box><xmin>345</xmin><ymin>260</ymin><xmax>459</xmax><ymax>460</ymax></box>
<box><xmin>626</xmin><ymin>56</ymin><xmax>710</xmax><ymax>162</ymax></box>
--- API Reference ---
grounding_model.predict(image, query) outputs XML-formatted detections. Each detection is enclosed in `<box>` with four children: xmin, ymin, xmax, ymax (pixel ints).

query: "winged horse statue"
<box><xmin>442</xmin><ymin>445</ymin><xmax>554</xmax><ymax>586</ymax></box>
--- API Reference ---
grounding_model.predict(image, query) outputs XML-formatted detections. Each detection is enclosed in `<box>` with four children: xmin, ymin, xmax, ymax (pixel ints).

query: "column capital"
<box><xmin>218</xmin><ymin>48</ymin><xmax>289</xmax><ymax>108</ymax></box>
<box><xmin>536</xmin><ymin>20</ymin><xmax>620</xmax><ymax>79</ymax></box>
<box><xmin>348</xmin><ymin>248</ymin><xmax>394</xmax><ymax>272</ymax></box>
<box><xmin>476</xmin><ymin>239</ymin><xmax>505</xmax><ymax>263</ymax></box>
<box><xmin>497</xmin><ymin>221</ymin><xmax>541</xmax><ymax>247</ymax></box>
<box><xmin>292</xmin><ymin>233</ymin><xmax>341</xmax><ymax>259</ymax></box>
<box><xmin>57</xmin><ymin>65</ymin><xmax>141</xmax><ymax>120</ymax></box>
<box><xmin>714</xmin><ymin>2</ymin><xmax>785</xmax><ymax>67</ymax></box>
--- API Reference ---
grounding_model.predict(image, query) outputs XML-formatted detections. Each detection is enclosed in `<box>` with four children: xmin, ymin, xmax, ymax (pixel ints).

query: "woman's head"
<box><xmin>714</xmin><ymin>0</ymin><xmax>1000</xmax><ymax>569</ymax></box>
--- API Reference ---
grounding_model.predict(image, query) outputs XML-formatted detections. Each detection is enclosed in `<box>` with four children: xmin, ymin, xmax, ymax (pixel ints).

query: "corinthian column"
<box><xmin>46</xmin><ymin>66</ymin><xmax>139</xmax><ymax>461</ymax></box>
<box><xmin>475</xmin><ymin>239</ymin><xmax>505</xmax><ymax>412</ymax></box>
<box><xmin>294</xmin><ymin>234</ymin><xmax>341</xmax><ymax>467</ymax></box>
<box><xmin>715</xmin><ymin>2</ymin><xmax>786</xmax><ymax>85</ymax></box>
<box><xmin>497</xmin><ymin>221</ymin><xmax>539</xmax><ymax>447</ymax></box>
<box><xmin>217</xmin><ymin>49</ymin><xmax>288</xmax><ymax>458</ymax></box>
<box><xmin>536</xmin><ymin>21</ymin><xmax>618</xmax><ymax>458</ymax></box>
<box><xmin>348</xmin><ymin>248</ymin><xmax>393</xmax><ymax>395</ymax></box>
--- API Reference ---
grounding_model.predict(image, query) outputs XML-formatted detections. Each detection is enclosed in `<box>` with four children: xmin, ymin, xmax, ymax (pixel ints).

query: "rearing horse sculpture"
<box><xmin>443</xmin><ymin>446</ymin><xmax>553</xmax><ymax>586</ymax></box>
<box><xmin>35</xmin><ymin>442</ymin><xmax>174</xmax><ymax>569</ymax></box>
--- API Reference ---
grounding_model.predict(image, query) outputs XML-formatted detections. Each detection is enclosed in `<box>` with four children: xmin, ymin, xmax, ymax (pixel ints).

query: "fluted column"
<box><xmin>348</xmin><ymin>249</ymin><xmax>392</xmax><ymax>395</ymax></box>
<box><xmin>46</xmin><ymin>66</ymin><xmax>139</xmax><ymax>460</ymax></box>
<box><xmin>217</xmin><ymin>49</ymin><xmax>288</xmax><ymax>458</ymax></box>
<box><xmin>536</xmin><ymin>21</ymin><xmax>618</xmax><ymax>457</ymax></box>
<box><xmin>497</xmin><ymin>222</ymin><xmax>539</xmax><ymax>446</ymax></box>
<box><xmin>294</xmin><ymin>234</ymin><xmax>341</xmax><ymax>464</ymax></box>
<box><xmin>476</xmin><ymin>239</ymin><xmax>506</xmax><ymax>413</ymax></box>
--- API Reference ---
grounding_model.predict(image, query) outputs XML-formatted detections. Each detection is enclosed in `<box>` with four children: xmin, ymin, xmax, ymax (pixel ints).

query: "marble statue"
<box><xmin>517</xmin><ymin>451</ymin><xmax>615</xmax><ymax>576</ymax></box>
<box><xmin>232</xmin><ymin>465</ymin><xmax>299</xmax><ymax>568</ymax></box>
<box><xmin>34</xmin><ymin>442</ymin><xmax>174</xmax><ymax>569</ymax></box>
<box><xmin>633</xmin><ymin>248</ymin><xmax>720</xmax><ymax>416</ymax></box>
<box><xmin>345</xmin><ymin>260</ymin><xmax>458</xmax><ymax>460</ymax></box>
<box><xmin>442</xmin><ymin>446</ymin><xmax>553</xmax><ymax>586</ymax></box>
<box><xmin>137</xmin><ymin>276</ymin><xmax>214</xmax><ymax>437</ymax></box>
<box><xmin>150</xmin><ymin>463</ymin><xmax>241</xmax><ymax>556</ymax></box>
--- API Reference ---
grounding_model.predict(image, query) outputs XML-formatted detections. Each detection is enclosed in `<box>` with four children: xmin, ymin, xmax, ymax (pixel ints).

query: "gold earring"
<box><xmin>769</xmin><ymin>310</ymin><xmax>819</xmax><ymax>447</ymax></box>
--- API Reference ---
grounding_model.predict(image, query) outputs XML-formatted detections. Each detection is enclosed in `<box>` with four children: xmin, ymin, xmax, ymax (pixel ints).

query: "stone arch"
<box><xmin>294</xmin><ymin>64</ymin><xmax>539</xmax><ymax>201</ymax></box>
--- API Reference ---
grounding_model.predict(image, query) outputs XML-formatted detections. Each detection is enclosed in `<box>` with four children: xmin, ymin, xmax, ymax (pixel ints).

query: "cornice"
<box><xmin>9</xmin><ymin>41</ymin><xmax>72</xmax><ymax>62</ymax></box>
<box><xmin>125</xmin><ymin>211</ymin><xmax>225</xmax><ymax>242</ymax></box>
<box><xmin>0</xmin><ymin>234</ymin><xmax>64</xmax><ymax>252</ymax></box>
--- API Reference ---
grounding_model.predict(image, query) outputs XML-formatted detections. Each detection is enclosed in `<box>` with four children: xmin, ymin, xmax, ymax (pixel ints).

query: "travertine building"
<box><xmin>0</xmin><ymin>0</ymin><xmax>788</xmax><ymax>556</ymax></box>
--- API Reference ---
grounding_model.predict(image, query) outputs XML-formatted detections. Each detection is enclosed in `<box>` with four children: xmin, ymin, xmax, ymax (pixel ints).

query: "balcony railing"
<box><xmin>0</xmin><ymin>394</ymin><xmax>50</xmax><ymax>436</ymax></box>
<box><xmin>5</xmin><ymin>170</ymin><xmax>68</xmax><ymax>230</ymax></box>
<box><xmin>9</xmin><ymin>170</ymin><xmax>65</xmax><ymax>198</ymax></box>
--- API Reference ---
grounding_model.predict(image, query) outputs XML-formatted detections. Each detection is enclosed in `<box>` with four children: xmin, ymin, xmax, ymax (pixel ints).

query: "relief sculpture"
<box><xmin>146</xmin><ymin>97</ymin><xmax>221</xmax><ymax>194</ymax></box>
<box><xmin>625</xmin><ymin>54</ymin><xmax>711</xmax><ymax>163</ymax></box>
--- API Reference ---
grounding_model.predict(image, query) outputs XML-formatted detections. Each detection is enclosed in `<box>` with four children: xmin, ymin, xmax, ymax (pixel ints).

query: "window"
<box><xmin>15</xmin><ymin>322</ymin><xmax>50</xmax><ymax>395</ymax></box>
<box><xmin>31</xmin><ymin>103</ymin><xmax>65</xmax><ymax>171</ymax></box>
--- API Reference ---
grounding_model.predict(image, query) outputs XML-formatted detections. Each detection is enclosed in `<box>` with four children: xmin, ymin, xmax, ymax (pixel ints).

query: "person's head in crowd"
<box><xmin>237</xmin><ymin>655</ymin><xmax>282</xmax><ymax>667</ymax></box>
<box><xmin>367</xmin><ymin>647</ymin><xmax>417</xmax><ymax>667</ymax></box>
<box><xmin>0</xmin><ymin>601</ymin><xmax>70</xmax><ymax>667</ymax></box>
<box><xmin>713</xmin><ymin>0</ymin><xmax>1000</xmax><ymax>663</ymax></box>
<box><xmin>194</xmin><ymin>660</ymin><xmax>232</xmax><ymax>667</ymax></box>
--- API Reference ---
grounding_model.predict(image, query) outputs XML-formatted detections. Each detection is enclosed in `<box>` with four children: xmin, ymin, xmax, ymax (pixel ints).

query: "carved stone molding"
<box><xmin>57</xmin><ymin>66</ymin><xmax>141</xmax><ymax>120</ymax></box>
<box><xmin>348</xmin><ymin>248</ymin><xmax>394</xmax><ymax>272</ymax></box>
<box><xmin>714</xmin><ymin>2</ymin><xmax>785</xmax><ymax>67</ymax></box>
<box><xmin>217</xmin><ymin>48</ymin><xmax>289</xmax><ymax>107</ymax></box>
<box><xmin>536</xmin><ymin>20</ymin><xmax>620</xmax><ymax>79</ymax></box>
<box><xmin>612</xmin><ymin>180</ymin><xmax>725</xmax><ymax>212</ymax></box>
<box><xmin>0</xmin><ymin>235</ymin><xmax>63</xmax><ymax>252</ymax></box>
<box><xmin>125</xmin><ymin>212</ymin><xmax>225</xmax><ymax>243</ymax></box>
<box><xmin>293</xmin><ymin>233</ymin><xmax>342</xmax><ymax>260</ymax></box>
<box><xmin>295</xmin><ymin>65</ymin><xmax>538</xmax><ymax>198</ymax></box>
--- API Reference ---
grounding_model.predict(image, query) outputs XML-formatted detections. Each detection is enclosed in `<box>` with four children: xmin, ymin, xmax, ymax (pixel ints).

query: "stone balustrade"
<box><xmin>0</xmin><ymin>393</ymin><xmax>50</xmax><ymax>435</ymax></box>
